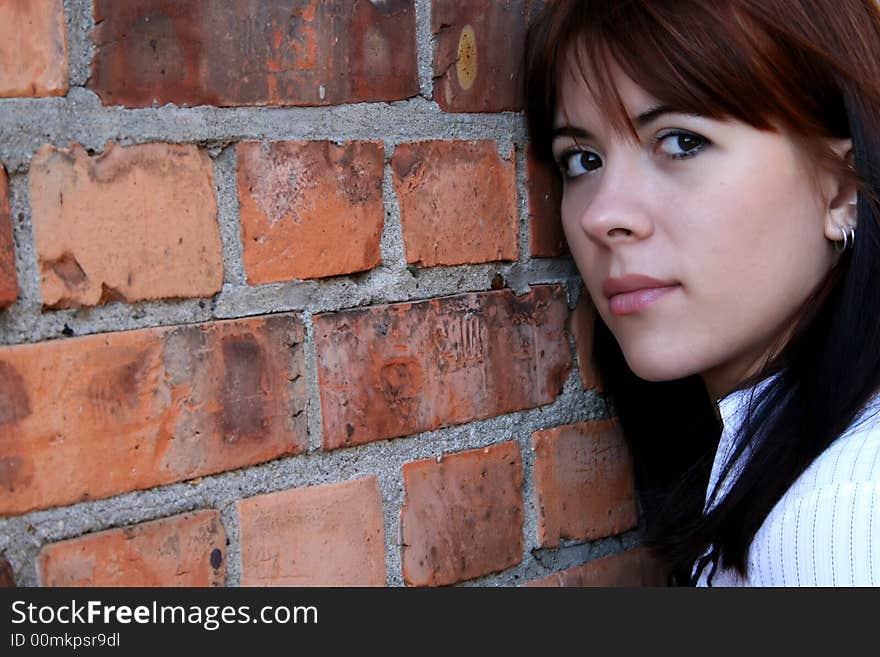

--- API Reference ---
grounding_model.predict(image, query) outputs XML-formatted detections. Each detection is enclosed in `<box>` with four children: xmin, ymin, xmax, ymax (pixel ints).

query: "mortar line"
<box><xmin>212</xmin><ymin>145</ymin><xmax>248</xmax><ymax>288</ymax></box>
<box><xmin>300</xmin><ymin>311</ymin><xmax>325</xmax><ymax>454</ymax></box>
<box><xmin>63</xmin><ymin>0</ymin><xmax>97</xmax><ymax>89</ymax></box>
<box><xmin>379</xmin><ymin>146</ymin><xmax>409</xmax><ymax>273</ymax></box>
<box><xmin>414</xmin><ymin>0</ymin><xmax>436</xmax><ymax>100</ymax></box>
<box><xmin>514</xmin><ymin>143</ymin><xmax>531</xmax><ymax>267</ymax></box>
<box><xmin>0</xmin><ymin>96</ymin><xmax>528</xmax><ymax>174</ymax></box>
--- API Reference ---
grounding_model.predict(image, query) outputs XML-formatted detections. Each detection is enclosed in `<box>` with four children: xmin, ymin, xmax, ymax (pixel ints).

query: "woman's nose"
<box><xmin>576</xmin><ymin>164</ymin><xmax>654</xmax><ymax>246</ymax></box>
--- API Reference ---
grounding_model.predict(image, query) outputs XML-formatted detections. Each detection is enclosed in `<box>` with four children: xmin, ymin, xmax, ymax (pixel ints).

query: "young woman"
<box><xmin>525</xmin><ymin>0</ymin><xmax>880</xmax><ymax>585</ymax></box>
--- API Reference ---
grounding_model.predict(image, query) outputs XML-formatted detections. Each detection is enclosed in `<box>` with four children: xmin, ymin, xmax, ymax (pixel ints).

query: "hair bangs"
<box><xmin>527</xmin><ymin>0</ymin><xmax>849</xmax><ymax>168</ymax></box>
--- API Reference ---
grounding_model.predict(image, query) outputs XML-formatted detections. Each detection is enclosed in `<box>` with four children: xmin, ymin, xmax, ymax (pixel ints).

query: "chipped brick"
<box><xmin>90</xmin><ymin>0</ymin><xmax>418</xmax><ymax>107</ymax></box>
<box><xmin>392</xmin><ymin>140</ymin><xmax>518</xmax><ymax>267</ymax></box>
<box><xmin>37</xmin><ymin>511</ymin><xmax>227</xmax><ymax>586</ymax></box>
<box><xmin>525</xmin><ymin>548</ymin><xmax>669</xmax><ymax>587</ymax></box>
<box><xmin>532</xmin><ymin>419</ymin><xmax>638</xmax><ymax>547</ymax></box>
<box><xmin>237</xmin><ymin>141</ymin><xmax>384</xmax><ymax>283</ymax></box>
<box><xmin>401</xmin><ymin>442</ymin><xmax>523</xmax><ymax>586</ymax></box>
<box><xmin>0</xmin><ymin>314</ymin><xmax>306</xmax><ymax>516</ymax></box>
<box><xmin>0</xmin><ymin>0</ymin><xmax>68</xmax><ymax>97</ymax></box>
<box><xmin>432</xmin><ymin>0</ymin><xmax>545</xmax><ymax>112</ymax></box>
<box><xmin>0</xmin><ymin>167</ymin><xmax>18</xmax><ymax>309</ymax></box>
<box><xmin>527</xmin><ymin>143</ymin><xmax>567</xmax><ymax>257</ymax></box>
<box><xmin>29</xmin><ymin>142</ymin><xmax>223</xmax><ymax>309</ymax></box>
<box><xmin>239</xmin><ymin>477</ymin><xmax>386</xmax><ymax>586</ymax></box>
<box><xmin>315</xmin><ymin>286</ymin><xmax>571</xmax><ymax>449</ymax></box>
<box><xmin>572</xmin><ymin>294</ymin><xmax>603</xmax><ymax>391</ymax></box>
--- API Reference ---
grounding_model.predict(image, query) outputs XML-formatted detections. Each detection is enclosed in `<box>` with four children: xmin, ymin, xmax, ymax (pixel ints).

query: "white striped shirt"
<box><xmin>696</xmin><ymin>382</ymin><xmax>880</xmax><ymax>586</ymax></box>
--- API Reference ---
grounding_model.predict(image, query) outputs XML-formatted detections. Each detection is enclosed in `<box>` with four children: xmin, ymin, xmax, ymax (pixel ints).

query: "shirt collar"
<box><xmin>716</xmin><ymin>372</ymin><xmax>781</xmax><ymax>436</ymax></box>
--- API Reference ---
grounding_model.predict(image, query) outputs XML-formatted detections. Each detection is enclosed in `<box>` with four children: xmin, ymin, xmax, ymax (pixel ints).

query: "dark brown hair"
<box><xmin>525</xmin><ymin>0</ymin><xmax>880</xmax><ymax>583</ymax></box>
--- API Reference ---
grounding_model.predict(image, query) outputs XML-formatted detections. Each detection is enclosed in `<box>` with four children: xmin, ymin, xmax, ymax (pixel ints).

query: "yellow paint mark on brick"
<box><xmin>457</xmin><ymin>25</ymin><xmax>477</xmax><ymax>91</ymax></box>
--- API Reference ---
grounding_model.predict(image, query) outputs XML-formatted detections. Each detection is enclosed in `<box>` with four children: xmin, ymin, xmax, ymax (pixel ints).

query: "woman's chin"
<box><xmin>622</xmin><ymin>350</ymin><xmax>702</xmax><ymax>383</ymax></box>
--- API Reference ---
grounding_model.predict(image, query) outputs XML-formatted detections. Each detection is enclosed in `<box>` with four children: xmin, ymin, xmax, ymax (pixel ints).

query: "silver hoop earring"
<box><xmin>834</xmin><ymin>224</ymin><xmax>856</xmax><ymax>253</ymax></box>
<box><xmin>835</xmin><ymin>224</ymin><xmax>848</xmax><ymax>253</ymax></box>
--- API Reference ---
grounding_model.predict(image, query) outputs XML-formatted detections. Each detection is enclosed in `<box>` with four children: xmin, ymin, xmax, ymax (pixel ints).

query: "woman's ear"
<box><xmin>823</xmin><ymin>138</ymin><xmax>858</xmax><ymax>243</ymax></box>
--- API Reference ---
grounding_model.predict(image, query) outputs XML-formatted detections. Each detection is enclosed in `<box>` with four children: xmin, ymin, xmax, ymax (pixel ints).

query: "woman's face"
<box><xmin>552</xmin><ymin>59</ymin><xmax>849</xmax><ymax>399</ymax></box>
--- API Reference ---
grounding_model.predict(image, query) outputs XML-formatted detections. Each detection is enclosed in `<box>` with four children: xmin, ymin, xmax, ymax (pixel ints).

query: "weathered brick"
<box><xmin>29</xmin><ymin>142</ymin><xmax>223</xmax><ymax>309</ymax></box>
<box><xmin>572</xmin><ymin>294</ymin><xmax>602</xmax><ymax>391</ymax></box>
<box><xmin>239</xmin><ymin>477</ymin><xmax>386</xmax><ymax>586</ymax></box>
<box><xmin>0</xmin><ymin>314</ymin><xmax>306</xmax><ymax>516</ymax></box>
<box><xmin>237</xmin><ymin>141</ymin><xmax>384</xmax><ymax>284</ymax></box>
<box><xmin>400</xmin><ymin>442</ymin><xmax>523</xmax><ymax>586</ymax></box>
<box><xmin>532</xmin><ymin>419</ymin><xmax>638</xmax><ymax>548</ymax></box>
<box><xmin>37</xmin><ymin>510</ymin><xmax>226</xmax><ymax>587</ymax></box>
<box><xmin>527</xmin><ymin>143</ymin><xmax>567</xmax><ymax>257</ymax></box>
<box><xmin>89</xmin><ymin>0</ymin><xmax>418</xmax><ymax>108</ymax></box>
<box><xmin>315</xmin><ymin>285</ymin><xmax>571</xmax><ymax>449</ymax></box>
<box><xmin>525</xmin><ymin>548</ymin><xmax>669</xmax><ymax>587</ymax></box>
<box><xmin>0</xmin><ymin>556</ymin><xmax>15</xmax><ymax>587</ymax></box>
<box><xmin>0</xmin><ymin>0</ymin><xmax>68</xmax><ymax>97</ymax></box>
<box><xmin>0</xmin><ymin>167</ymin><xmax>18</xmax><ymax>309</ymax></box>
<box><xmin>391</xmin><ymin>140</ymin><xmax>518</xmax><ymax>267</ymax></box>
<box><xmin>432</xmin><ymin>0</ymin><xmax>544</xmax><ymax>112</ymax></box>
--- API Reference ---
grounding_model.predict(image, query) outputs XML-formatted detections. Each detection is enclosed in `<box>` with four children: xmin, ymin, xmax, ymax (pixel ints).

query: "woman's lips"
<box><xmin>608</xmin><ymin>285</ymin><xmax>679</xmax><ymax>315</ymax></box>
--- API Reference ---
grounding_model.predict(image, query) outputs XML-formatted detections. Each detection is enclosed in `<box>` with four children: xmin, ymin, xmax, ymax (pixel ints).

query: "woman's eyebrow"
<box><xmin>551</xmin><ymin>125</ymin><xmax>593</xmax><ymax>141</ymax></box>
<box><xmin>551</xmin><ymin>105</ymin><xmax>685</xmax><ymax>142</ymax></box>
<box><xmin>634</xmin><ymin>105</ymin><xmax>678</xmax><ymax>127</ymax></box>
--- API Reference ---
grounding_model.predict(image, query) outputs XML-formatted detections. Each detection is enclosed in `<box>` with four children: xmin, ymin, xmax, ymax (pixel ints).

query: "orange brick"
<box><xmin>0</xmin><ymin>314</ymin><xmax>306</xmax><ymax>516</ymax></box>
<box><xmin>315</xmin><ymin>286</ymin><xmax>571</xmax><ymax>449</ymax></box>
<box><xmin>29</xmin><ymin>142</ymin><xmax>223</xmax><ymax>309</ymax></box>
<box><xmin>400</xmin><ymin>442</ymin><xmax>524</xmax><ymax>586</ymax></box>
<box><xmin>0</xmin><ymin>167</ymin><xmax>18</xmax><ymax>308</ymax></box>
<box><xmin>525</xmin><ymin>548</ymin><xmax>669</xmax><ymax>587</ymax></box>
<box><xmin>572</xmin><ymin>294</ymin><xmax>603</xmax><ymax>391</ymax></box>
<box><xmin>37</xmin><ymin>510</ymin><xmax>226</xmax><ymax>587</ymax></box>
<box><xmin>237</xmin><ymin>141</ymin><xmax>384</xmax><ymax>284</ymax></box>
<box><xmin>526</xmin><ymin>143</ymin><xmax>567</xmax><ymax>257</ymax></box>
<box><xmin>0</xmin><ymin>0</ymin><xmax>68</xmax><ymax>97</ymax></box>
<box><xmin>238</xmin><ymin>477</ymin><xmax>386</xmax><ymax>586</ymax></box>
<box><xmin>392</xmin><ymin>140</ymin><xmax>518</xmax><ymax>267</ymax></box>
<box><xmin>89</xmin><ymin>0</ymin><xmax>418</xmax><ymax>108</ymax></box>
<box><xmin>532</xmin><ymin>419</ymin><xmax>638</xmax><ymax>548</ymax></box>
<box><xmin>432</xmin><ymin>0</ymin><xmax>542</xmax><ymax>112</ymax></box>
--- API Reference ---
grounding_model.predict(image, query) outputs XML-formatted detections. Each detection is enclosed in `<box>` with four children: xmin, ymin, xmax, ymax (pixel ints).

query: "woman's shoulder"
<box><xmin>741</xmin><ymin>406</ymin><xmax>880</xmax><ymax>586</ymax></box>
<box><xmin>706</xmin><ymin>385</ymin><xmax>880</xmax><ymax>586</ymax></box>
<box><xmin>800</xmin><ymin>399</ymin><xmax>880</xmax><ymax>490</ymax></box>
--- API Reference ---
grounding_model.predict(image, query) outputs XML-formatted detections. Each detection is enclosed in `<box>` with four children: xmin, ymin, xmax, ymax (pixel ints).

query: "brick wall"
<box><xmin>0</xmin><ymin>0</ymin><xmax>663</xmax><ymax>587</ymax></box>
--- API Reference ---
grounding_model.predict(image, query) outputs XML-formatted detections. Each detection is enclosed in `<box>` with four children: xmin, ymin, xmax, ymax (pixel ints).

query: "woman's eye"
<box><xmin>558</xmin><ymin>150</ymin><xmax>603</xmax><ymax>179</ymax></box>
<box><xmin>656</xmin><ymin>131</ymin><xmax>708</xmax><ymax>159</ymax></box>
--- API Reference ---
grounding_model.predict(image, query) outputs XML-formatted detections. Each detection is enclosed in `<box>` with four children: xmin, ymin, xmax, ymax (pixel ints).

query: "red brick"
<box><xmin>525</xmin><ymin>547</ymin><xmax>668</xmax><ymax>587</ymax></box>
<box><xmin>0</xmin><ymin>314</ymin><xmax>306</xmax><ymax>516</ymax></box>
<box><xmin>37</xmin><ymin>510</ymin><xmax>226</xmax><ymax>587</ymax></box>
<box><xmin>572</xmin><ymin>294</ymin><xmax>603</xmax><ymax>391</ymax></box>
<box><xmin>237</xmin><ymin>141</ymin><xmax>384</xmax><ymax>284</ymax></box>
<box><xmin>532</xmin><ymin>419</ymin><xmax>638</xmax><ymax>548</ymax></box>
<box><xmin>29</xmin><ymin>142</ymin><xmax>223</xmax><ymax>309</ymax></box>
<box><xmin>432</xmin><ymin>1</ymin><xmax>544</xmax><ymax>112</ymax></box>
<box><xmin>0</xmin><ymin>556</ymin><xmax>15</xmax><ymax>587</ymax></box>
<box><xmin>527</xmin><ymin>143</ymin><xmax>567</xmax><ymax>257</ymax></box>
<box><xmin>0</xmin><ymin>0</ymin><xmax>68</xmax><ymax>97</ymax></box>
<box><xmin>315</xmin><ymin>285</ymin><xmax>571</xmax><ymax>449</ymax></box>
<box><xmin>239</xmin><ymin>477</ymin><xmax>386</xmax><ymax>586</ymax></box>
<box><xmin>0</xmin><ymin>167</ymin><xmax>18</xmax><ymax>309</ymax></box>
<box><xmin>392</xmin><ymin>140</ymin><xmax>518</xmax><ymax>267</ymax></box>
<box><xmin>400</xmin><ymin>442</ymin><xmax>523</xmax><ymax>586</ymax></box>
<box><xmin>89</xmin><ymin>0</ymin><xmax>418</xmax><ymax>108</ymax></box>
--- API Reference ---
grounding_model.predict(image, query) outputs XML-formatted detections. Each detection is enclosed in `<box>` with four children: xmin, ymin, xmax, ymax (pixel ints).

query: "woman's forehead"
<box><xmin>554</xmin><ymin>50</ymin><xmax>660</xmax><ymax>132</ymax></box>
